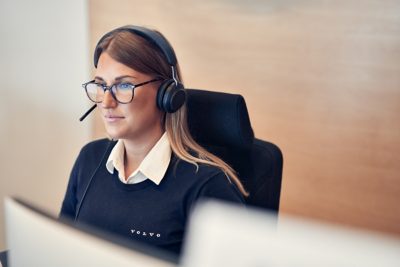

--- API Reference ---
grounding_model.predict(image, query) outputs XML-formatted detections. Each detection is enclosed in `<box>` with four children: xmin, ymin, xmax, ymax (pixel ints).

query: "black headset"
<box><xmin>93</xmin><ymin>25</ymin><xmax>186</xmax><ymax>113</ymax></box>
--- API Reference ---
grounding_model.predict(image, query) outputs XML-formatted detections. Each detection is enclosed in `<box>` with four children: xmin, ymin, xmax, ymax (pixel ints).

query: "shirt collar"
<box><xmin>106</xmin><ymin>132</ymin><xmax>171</xmax><ymax>185</ymax></box>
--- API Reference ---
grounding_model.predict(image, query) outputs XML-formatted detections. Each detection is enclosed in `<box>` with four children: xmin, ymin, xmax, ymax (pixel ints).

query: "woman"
<box><xmin>60</xmin><ymin>25</ymin><xmax>247</xmax><ymax>255</ymax></box>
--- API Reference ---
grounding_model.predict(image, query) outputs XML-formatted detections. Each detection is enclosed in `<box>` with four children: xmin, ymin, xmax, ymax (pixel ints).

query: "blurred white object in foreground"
<box><xmin>181</xmin><ymin>200</ymin><xmax>400</xmax><ymax>267</ymax></box>
<box><xmin>5</xmin><ymin>197</ymin><xmax>176</xmax><ymax>267</ymax></box>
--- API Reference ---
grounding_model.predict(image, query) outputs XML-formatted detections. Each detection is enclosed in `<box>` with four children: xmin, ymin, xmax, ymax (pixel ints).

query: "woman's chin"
<box><xmin>105</xmin><ymin>129</ymin><xmax>124</xmax><ymax>140</ymax></box>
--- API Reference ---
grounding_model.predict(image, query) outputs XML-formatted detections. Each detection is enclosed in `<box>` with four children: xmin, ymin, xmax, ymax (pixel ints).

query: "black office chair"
<box><xmin>186</xmin><ymin>89</ymin><xmax>283</xmax><ymax>212</ymax></box>
<box><xmin>0</xmin><ymin>250</ymin><xmax>7</xmax><ymax>267</ymax></box>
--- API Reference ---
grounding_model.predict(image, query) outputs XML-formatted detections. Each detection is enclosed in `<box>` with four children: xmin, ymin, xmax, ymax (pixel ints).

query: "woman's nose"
<box><xmin>101</xmin><ymin>90</ymin><xmax>118</xmax><ymax>108</ymax></box>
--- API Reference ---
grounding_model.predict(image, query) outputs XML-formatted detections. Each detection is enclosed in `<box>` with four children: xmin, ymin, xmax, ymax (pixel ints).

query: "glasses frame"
<box><xmin>82</xmin><ymin>78</ymin><xmax>162</xmax><ymax>104</ymax></box>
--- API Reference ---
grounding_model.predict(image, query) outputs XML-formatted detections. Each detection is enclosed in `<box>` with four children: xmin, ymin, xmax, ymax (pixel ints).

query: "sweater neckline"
<box><xmin>111</xmin><ymin>170</ymin><xmax>155</xmax><ymax>191</ymax></box>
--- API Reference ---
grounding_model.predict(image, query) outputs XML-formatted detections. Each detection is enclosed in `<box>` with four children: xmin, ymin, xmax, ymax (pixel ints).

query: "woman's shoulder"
<box><xmin>79</xmin><ymin>138</ymin><xmax>116</xmax><ymax>155</ymax></box>
<box><xmin>170</xmin><ymin>158</ymin><xmax>245</xmax><ymax>205</ymax></box>
<box><xmin>73</xmin><ymin>138</ymin><xmax>116</xmax><ymax>166</ymax></box>
<box><xmin>71</xmin><ymin>138</ymin><xmax>117</xmax><ymax>171</ymax></box>
<box><xmin>173</xmin><ymin>157</ymin><xmax>223</xmax><ymax>180</ymax></box>
<box><xmin>171</xmin><ymin>157</ymin><xmax>240</xmax><ymax>192</ymax></box>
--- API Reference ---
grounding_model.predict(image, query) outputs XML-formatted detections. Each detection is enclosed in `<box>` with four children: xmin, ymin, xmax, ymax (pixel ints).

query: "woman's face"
<box><xmin>95</xmin><ymin>52</ymin><xmax>164</xmax><ymax>141</ymax></box>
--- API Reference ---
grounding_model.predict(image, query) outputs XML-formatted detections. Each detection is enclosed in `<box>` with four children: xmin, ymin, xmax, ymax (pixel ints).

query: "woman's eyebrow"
<box><xmin>94</xmin><ymin>75</ymin><xmax>137</xmax><ymax>82</ymax></box>
<box><xmin>114</xmin><ymin>75</ymin><xmax>137</xmax><ymax>81</ymax></box>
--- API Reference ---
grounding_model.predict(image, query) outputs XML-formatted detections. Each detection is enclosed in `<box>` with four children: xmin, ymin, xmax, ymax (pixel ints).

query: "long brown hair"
<box><xmin>95</xmin><ymin>27</ymin><xmax>248</xmax><ymax>196</ymax></box>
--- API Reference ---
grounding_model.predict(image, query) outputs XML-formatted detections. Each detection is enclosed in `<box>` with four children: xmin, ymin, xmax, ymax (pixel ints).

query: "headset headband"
<box><xmin>94</xmin><ymin>25</ymin><xmax>177</xmax><ymax>68</ymax></box>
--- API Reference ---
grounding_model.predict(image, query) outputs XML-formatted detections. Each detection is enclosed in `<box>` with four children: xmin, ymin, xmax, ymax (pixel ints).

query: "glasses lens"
<box><xmin>85</xmin><ymin>83</ymin><xmax>104</xmax><ymax>103</ymax></box>
<box><xmin>113</xmin><ymin>83</ymin><xmax>134</xmax><ymax>103</ymax></box>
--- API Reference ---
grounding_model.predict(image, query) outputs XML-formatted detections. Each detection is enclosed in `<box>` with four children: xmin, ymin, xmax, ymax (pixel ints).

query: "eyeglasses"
<box><xmin>82</xmin><ymin>78</ymin><xmax>161</xmax><ymax>104</ymax></box>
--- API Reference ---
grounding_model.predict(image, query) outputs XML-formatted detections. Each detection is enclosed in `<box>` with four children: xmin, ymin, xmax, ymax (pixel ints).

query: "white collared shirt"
<box><xmin>106</xmin><ymin>133</ymin><xmax>171</xmax><ymax>185</ymax></box>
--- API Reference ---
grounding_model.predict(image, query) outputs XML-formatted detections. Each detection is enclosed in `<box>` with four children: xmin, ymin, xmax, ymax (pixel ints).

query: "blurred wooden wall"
<box><xmin>88</xmin><ymin>0</ymin><xmax>400</xmax><ymax>235</ymax></box>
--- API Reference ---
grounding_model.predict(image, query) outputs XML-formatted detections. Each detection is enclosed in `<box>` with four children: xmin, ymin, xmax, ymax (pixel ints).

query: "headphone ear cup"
<box><xmin>157</xmin><ymin>79</ymin><xmax>186</xmax><ymax>113</ymax></box>
<box><xmin>157</xmin><ymin>79</ymin><xmax>172</xmax><ymax>112</ymax></box>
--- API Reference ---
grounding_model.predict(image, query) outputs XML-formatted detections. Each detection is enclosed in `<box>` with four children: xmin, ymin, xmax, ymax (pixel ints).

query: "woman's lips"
<box><xmin>104</xmin><ymin>114</ymin><xmax>125</xmax><ymax>122</ymax></box>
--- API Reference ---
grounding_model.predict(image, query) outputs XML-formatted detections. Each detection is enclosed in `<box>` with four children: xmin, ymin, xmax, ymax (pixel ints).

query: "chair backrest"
<box><xmin>186</xmin><ymin>89</ymin><xmax>283</xmax><ymax>212</ymax></box>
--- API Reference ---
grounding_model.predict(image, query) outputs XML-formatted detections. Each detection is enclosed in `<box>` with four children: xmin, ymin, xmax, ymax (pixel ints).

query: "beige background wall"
<box><xmin>89</xmin><ymin>0</ymin><xmax>400</xmax><ymax>235</ymax></box>
<box><xmin>0</xmin><ymin>0</ymin><xmax>90</xmax><ymax>250</ymax></box>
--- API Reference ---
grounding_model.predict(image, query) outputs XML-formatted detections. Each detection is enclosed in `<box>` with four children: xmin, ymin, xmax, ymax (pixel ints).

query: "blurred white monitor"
<box><xmin>4</xmin><ymin>197</ymin><xmax>177</xmax><ymax>267</ymax></box>
<box><xmin>181</xmin><ymin>200</ymin><xmax>400</xmax><ymax>267</ymax></box>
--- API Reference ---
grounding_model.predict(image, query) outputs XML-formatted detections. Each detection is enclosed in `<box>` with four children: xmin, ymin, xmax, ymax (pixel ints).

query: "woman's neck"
<box><xmin>122</xmin><ymin>128</ymin><xmax>165</xmax><ymax>177</ymax></box>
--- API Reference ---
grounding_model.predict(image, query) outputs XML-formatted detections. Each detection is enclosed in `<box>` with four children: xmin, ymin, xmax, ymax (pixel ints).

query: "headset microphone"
<box><xmin>79</xmin><ymin>104</ymin><xmax>97</xmax><ymax>121</ymax></box>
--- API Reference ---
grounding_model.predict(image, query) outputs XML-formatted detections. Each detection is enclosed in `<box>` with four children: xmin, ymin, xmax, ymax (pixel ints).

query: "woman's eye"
<box><xmin>117</xmin><ymin>83</ymin><xmax>133</xmax><ymax>90</ymax></box>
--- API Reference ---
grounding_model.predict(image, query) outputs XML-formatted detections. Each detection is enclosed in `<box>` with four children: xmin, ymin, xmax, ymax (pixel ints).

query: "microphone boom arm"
<box><xmin>79</xmin><ymin>104</ymin><xmax>97</xmax><ymax>121</ymax></box>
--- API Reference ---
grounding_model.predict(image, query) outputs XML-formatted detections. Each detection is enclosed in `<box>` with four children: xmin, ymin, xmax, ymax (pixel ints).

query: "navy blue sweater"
<box><xmin>60</xmin><ymin>139</ymin><xmax>244</xmax><ymax>255</ymax></box>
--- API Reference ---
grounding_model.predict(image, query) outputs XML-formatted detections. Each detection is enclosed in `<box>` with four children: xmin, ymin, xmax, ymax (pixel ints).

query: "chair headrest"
<box><xmin>186</xmin><ymin>89</ymin><xmax>254</xmax><ymax>150</ymax></box>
